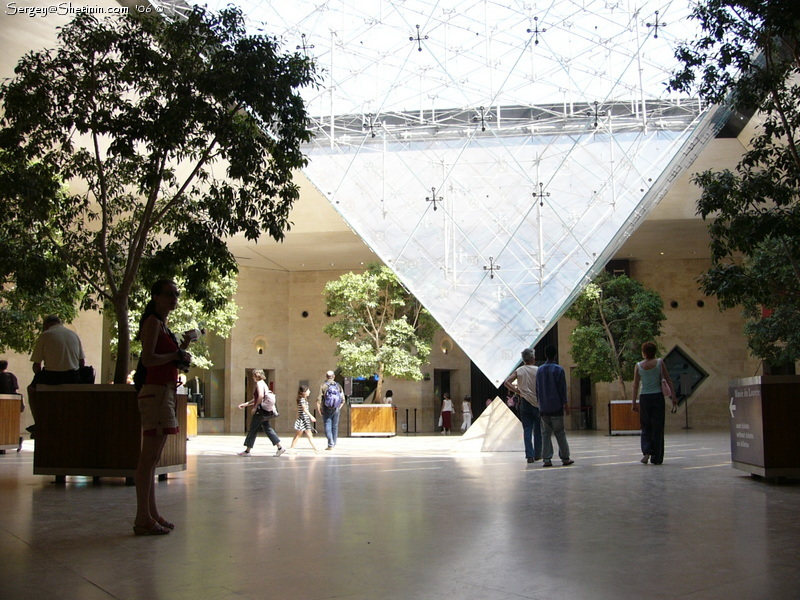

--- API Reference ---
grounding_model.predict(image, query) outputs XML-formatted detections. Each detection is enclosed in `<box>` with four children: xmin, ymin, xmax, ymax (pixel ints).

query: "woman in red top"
<box><xmin>133</xmin><ymin>279</ymin><xmax>195</xmax><ymax>536</ymax></box>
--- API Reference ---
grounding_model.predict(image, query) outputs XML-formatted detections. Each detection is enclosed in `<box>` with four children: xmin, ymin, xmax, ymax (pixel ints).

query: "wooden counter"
<box><xmin>350</xmin><ymin>404</ymin><xmax>396</xmax><ymax>437</ymax></box>
<box><xmin>0</xmin><ymin>394</ymin><xmax>22</xmax><ymax>452</ymax></box>
<box><xmin>608</xmin><ymin>400</ymin><xmax>641</xmax><ymax>435</ymax></box>
<box><xmin>186</xmin><ymin>400</ymin><xmax>198</xmax><ymax>437</ymax></box>
<box><xmin>32</xmin><ymin>384</ymin><xmax>187</xmax><ymax>483</ymax></box>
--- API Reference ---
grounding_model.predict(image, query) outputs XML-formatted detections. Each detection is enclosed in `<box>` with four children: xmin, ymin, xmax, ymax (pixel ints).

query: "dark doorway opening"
<box><xmin>469</xmin><ymin>324</ymin><xmax>559</xmax><ymax>419</ymax></box>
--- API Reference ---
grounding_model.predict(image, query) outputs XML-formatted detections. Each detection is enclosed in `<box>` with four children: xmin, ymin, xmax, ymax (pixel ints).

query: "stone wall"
<box><xmin>559</xmin><ymin>257</ymin><xmax>760</xmax><ymax>433</ymax></box>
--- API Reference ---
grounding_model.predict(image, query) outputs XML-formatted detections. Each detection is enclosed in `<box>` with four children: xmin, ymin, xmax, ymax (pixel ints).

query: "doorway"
<box><xmin>569</xmin><ymin>368</ymin><xmax>594</xmax><ymax>430</ymax></box>
<box><xmin>433</xmin><ymin>369</ymin><xmax>452</xmax><ymax>428</ymax></box>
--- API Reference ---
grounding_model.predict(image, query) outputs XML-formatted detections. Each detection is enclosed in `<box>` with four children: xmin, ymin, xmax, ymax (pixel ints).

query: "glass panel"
<box><xmin>177</xmin><ymin>0</ymin><xmax>724</xmax><ymax>384</ymax></box>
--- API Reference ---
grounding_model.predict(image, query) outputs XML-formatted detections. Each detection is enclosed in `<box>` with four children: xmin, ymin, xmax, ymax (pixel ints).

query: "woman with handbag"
<box><xmin>237</xmin><ymin>369</ymin><xmax>286</xmax><ymax>457</ymax></box>
<box><xmin>632</xmin><ymin>341</ymin><xmax>677</xmax><ymax>465</ymax></box>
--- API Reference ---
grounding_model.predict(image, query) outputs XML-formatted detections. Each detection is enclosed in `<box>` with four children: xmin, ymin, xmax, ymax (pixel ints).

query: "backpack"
<box><xmin>260</xmin><ymin>388</ymin><xmax>278</xmax><ymax>416</ymax></box>
<box><xmin>323</xmin><ymin>381</ymin><xmax>343</xmax><ymax>409</ymax></box>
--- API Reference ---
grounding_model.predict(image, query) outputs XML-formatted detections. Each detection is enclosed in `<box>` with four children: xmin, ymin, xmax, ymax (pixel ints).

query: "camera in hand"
<box><xmin>174</xmin><ymin>349</ymin><xmax>191</xmax><ymax>373</ymax></box>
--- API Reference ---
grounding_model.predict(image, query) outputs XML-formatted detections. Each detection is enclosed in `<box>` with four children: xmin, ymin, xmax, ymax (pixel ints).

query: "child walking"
<box><xmin>289</xmin><ymin>385</ymin><xmax>320</xmax><ymax>453</ymax></box>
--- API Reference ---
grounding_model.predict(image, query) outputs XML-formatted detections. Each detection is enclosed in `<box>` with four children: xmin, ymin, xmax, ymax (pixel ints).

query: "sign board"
<box><xmin>729</xmin><ymin>381</ymin><xmax>764</xmax><ymax>466</ymax></box>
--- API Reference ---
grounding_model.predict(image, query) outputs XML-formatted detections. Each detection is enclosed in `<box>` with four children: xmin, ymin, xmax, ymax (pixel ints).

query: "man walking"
<box><xmin>316</xmin><ymin>370</ymin><xmax>344</xmax><ymax>450</ymax></box>
<box><xmin>536</xmin><ymin>345</ymin><xmax>574</xmax><ymax>467</ymax></box>
<box><xmin>504</xmin><ymin>348</ymin><xmax>541</xmax><ymax>463</ymax></box>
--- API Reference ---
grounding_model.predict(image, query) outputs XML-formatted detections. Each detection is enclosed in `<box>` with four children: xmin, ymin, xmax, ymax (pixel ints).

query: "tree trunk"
<box><xmin>617</xmin><ymin>374</ymin><xmax>628</xmax><ymax>400</ymax></box>
<box><xmin>596</xmin><ymin>298</ymin><xmax>627</xmax><ymax>398</ymax></box>
<box><xmin>375</xmin><ymin>363</ymin><xmax>385</xmax><ymax>403</ymax></box>
<box><xmin>112</xmin><ymin>294</ymin><xmax>131</xmax><ymax>384</ymax></box>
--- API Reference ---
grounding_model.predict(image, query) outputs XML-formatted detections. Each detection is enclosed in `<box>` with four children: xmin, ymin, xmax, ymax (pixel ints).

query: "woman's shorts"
<box><xmin>138</xmin><ymin>384</ymin><xmax>179</xmax><ymax>436</ymax></box>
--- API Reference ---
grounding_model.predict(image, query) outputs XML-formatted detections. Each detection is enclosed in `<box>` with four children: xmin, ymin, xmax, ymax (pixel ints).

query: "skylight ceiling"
<box><xmin>176</xmin><ymin>0</ymin><xmax>723</xmax><ymax>384</ymax></box>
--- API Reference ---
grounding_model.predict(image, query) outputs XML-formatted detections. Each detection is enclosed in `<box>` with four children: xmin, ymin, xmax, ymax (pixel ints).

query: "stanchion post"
<box><xmin>682</xmin><ymin>398</ymin><xmax>692</xmax><ymax>430</ymax></box>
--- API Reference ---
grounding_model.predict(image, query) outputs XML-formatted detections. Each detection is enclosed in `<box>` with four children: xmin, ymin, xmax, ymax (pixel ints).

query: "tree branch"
<box><xmin>763</xmin><ymin>34</ymin><xmax>800</xmax><ymax>170</ymax></box>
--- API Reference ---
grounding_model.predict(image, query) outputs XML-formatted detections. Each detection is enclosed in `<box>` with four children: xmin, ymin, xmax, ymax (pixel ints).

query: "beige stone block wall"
<box><xmin>633</xmin><ymin>258</ymin><xmax>759</xmax><ymax>429</ymax></box>
<box><xmin>558</xmin><ymin>257</ymin><xmax>759</xmax><ymax>433</ymax></box>
<box><xmin>224</xmin><ymin>266</ymin><xmax>474</xmax><ymax>434</ymax></box>
<box><xmin>226</xmin><ymin>266</ymin><xmax>291</xmax><ymax>433</ymax></box>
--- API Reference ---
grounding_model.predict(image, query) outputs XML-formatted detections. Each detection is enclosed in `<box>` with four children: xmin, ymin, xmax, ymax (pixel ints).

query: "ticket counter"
<box><xmin>350</xmin><ymin>404</ymin><xmax>396</xmax><ymax>437</ymax></box>
<box><xmin>0</xmin><ymin>394</ymin><xmax>22</xmax><ymax>452</ymax></box>
<box><xmin>186</xmin><ymin>399</ymin><xmax>198</xmax><ymax>437</ymax></box>
<box><xmin>608</xmin><ymin>399</ymin><xmax>640</xmax><ymax>435</ymax></box>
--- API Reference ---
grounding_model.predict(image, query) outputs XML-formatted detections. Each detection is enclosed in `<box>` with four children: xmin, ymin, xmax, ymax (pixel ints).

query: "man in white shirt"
<box><xmin>503</xmin><ymin>348</ymin><xmax>542</xmax><ymax>463</ymax></box>
<box><xmin>30</xmin><ymin>315</ymin><xmax>85</xmax><ymax>385</ymax></box>
<box><xmin>27</xmin><ymin>316</ymin><xmax>86</xmax><ymax>436</ymax></box>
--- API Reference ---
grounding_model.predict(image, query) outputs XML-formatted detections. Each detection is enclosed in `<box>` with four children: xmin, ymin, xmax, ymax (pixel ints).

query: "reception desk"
<box><xmin>186</xmin><ymin>400</ymin><xmax>198</xmax><ymax>437</ymax></box>
<box><xmin>0</xmin><ymin>394</ymin><xmax>22</xmax><ymax>452</ymax></box>
<box><xmin>33</xmin><ymin>384</ymin><xmax>187</xmax><ymax>483</ymax></box>
<box><xmin>350</xmin><ymin>404</ymin><xmax>396</xmax><ymax>437</ymax></box>
<box><xmin>608</xmin><ymin>400</ymin><xmax>641</xmax><ymax>435</ymax></box>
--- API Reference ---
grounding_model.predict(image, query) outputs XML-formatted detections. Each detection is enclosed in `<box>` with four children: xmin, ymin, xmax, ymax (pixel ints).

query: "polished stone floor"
<box><xmin>1</xmin><ymin>430</ymin><xmax>798</xmax><ymax>600</ymax></box>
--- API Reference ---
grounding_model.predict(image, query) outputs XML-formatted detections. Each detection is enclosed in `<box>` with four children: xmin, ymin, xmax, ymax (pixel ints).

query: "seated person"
<box><xmin>26</xmin><ymin>315</ymin><xmax>86</xmax><ymax>436</ymax></box>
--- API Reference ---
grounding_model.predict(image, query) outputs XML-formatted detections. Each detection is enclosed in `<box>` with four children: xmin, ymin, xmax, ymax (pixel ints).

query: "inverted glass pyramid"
<box><xmin>181</xmin><ymin>0</ymin><xmax>725</xmax><ymax>384</ymax></box>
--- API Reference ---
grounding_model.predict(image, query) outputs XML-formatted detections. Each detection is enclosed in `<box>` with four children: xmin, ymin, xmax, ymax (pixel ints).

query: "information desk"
<box><xmin>33</xmin><ymin>384</ymin><xmax>187</xmax><ymax>483</ymax></box>
<box><xmin>608</xmin><ymin>400</ymin><xmax>641</xmax><ymax>435</ymax></box>
<box><xmin>350</xmin><ymin>404</ymin><xmax>396</xmax><ymax>437</ymax></box>
<box><xmin>186</xmin><ymin>400</ymin><xmax>198</xmax><ymax>437</ymax></box>
<box><xmin>0</xmin><ymin>394</ymin><xmax>22</xmax><ymax>452</ymax></box>
<box><xmin>729</xmin><ymin>376</ymin><xmax>800</xmax><ymax>479</ymax></box>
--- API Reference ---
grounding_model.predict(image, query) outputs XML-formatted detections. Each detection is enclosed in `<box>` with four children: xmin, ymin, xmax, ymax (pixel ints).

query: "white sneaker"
<box><xmin>275</xmin><ymin>447</ymin><xmax>286</xmax><ymax>457</ymax></box>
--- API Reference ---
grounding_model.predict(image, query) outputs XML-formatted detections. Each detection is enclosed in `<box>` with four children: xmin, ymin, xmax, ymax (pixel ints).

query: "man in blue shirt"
<box><xmin>535</xmin><ymin>345</ymin><xmax>574</xmax><ymax>467</ymax></box>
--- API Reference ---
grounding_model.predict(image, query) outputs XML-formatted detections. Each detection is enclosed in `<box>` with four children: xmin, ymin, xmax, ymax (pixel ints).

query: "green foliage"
<box><xmin>323</xmin><ymin>264</ymin><xmax>436</xmax><ymax>400</ymax></box>
<box><xmin>565</xmin><ymin>272</ymin><xmax>665</xmax><ymax>397</ymax></box>
<box><xmin>0</xmin><ymin>153</ymin><xmax>83</xmax><ymax>352</ymax></box>
<box><xmin>114</xmin><ymin>273</ymin><xmax>239</xmax><ymax>371</ymax></box>
<box><xmin>706</xmin><ymin>237</ymin><xmax>800</xmax><ymax>365</ymax></box>
<box><xmin>669</xmin><ymin>0</ymin><xmax>800</xmax><ymax>366</ymax></box>
<box><xmin>0</xmin><ymin>7</ymin><xmax>317</xmax><ymax>380</ymax></box>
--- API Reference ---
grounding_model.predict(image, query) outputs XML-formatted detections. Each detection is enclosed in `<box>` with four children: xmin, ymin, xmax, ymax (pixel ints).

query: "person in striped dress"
<box><xmin>289</xmin><ymin>385</ymin><xmax>320</xmax><ymax>453</ymax></box>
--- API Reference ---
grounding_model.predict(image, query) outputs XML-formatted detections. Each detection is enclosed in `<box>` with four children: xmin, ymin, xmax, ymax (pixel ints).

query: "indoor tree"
<box><xmin>669</xmin><ymin>0</ymin><xmax>800</xmax><ymax>366</ymax></box>
<box><xmin>565</xmin><ymin>271</ymin><xmax>666</xmax><ymax>399</ymax></box>
<box><xmin>0</xmin><ymin>6</ymin><xmax>317</xmax><ymax>382</ymax></box>
<box><xmin>323</xmin><ymin>263</ymin><xmax>437</xmax><ymax>402</ymax></box>
<box><xmin>116</xmin><ymin>272</ymin><xmax>240</xmax><ymax>372</ymax></box>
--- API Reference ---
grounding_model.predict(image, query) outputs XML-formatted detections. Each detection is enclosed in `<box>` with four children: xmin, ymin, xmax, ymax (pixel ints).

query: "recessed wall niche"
<box><xmin>253</xmin><ymin>335</ymin><xmax>268</xmax><ymax>355</ymax></box>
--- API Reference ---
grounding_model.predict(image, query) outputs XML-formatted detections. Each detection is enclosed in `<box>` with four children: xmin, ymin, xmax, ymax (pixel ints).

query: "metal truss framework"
<box><xmin>168</xmin><ymin>0</ymin><xmax>724</xmax><ymax>384</ymax></box>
